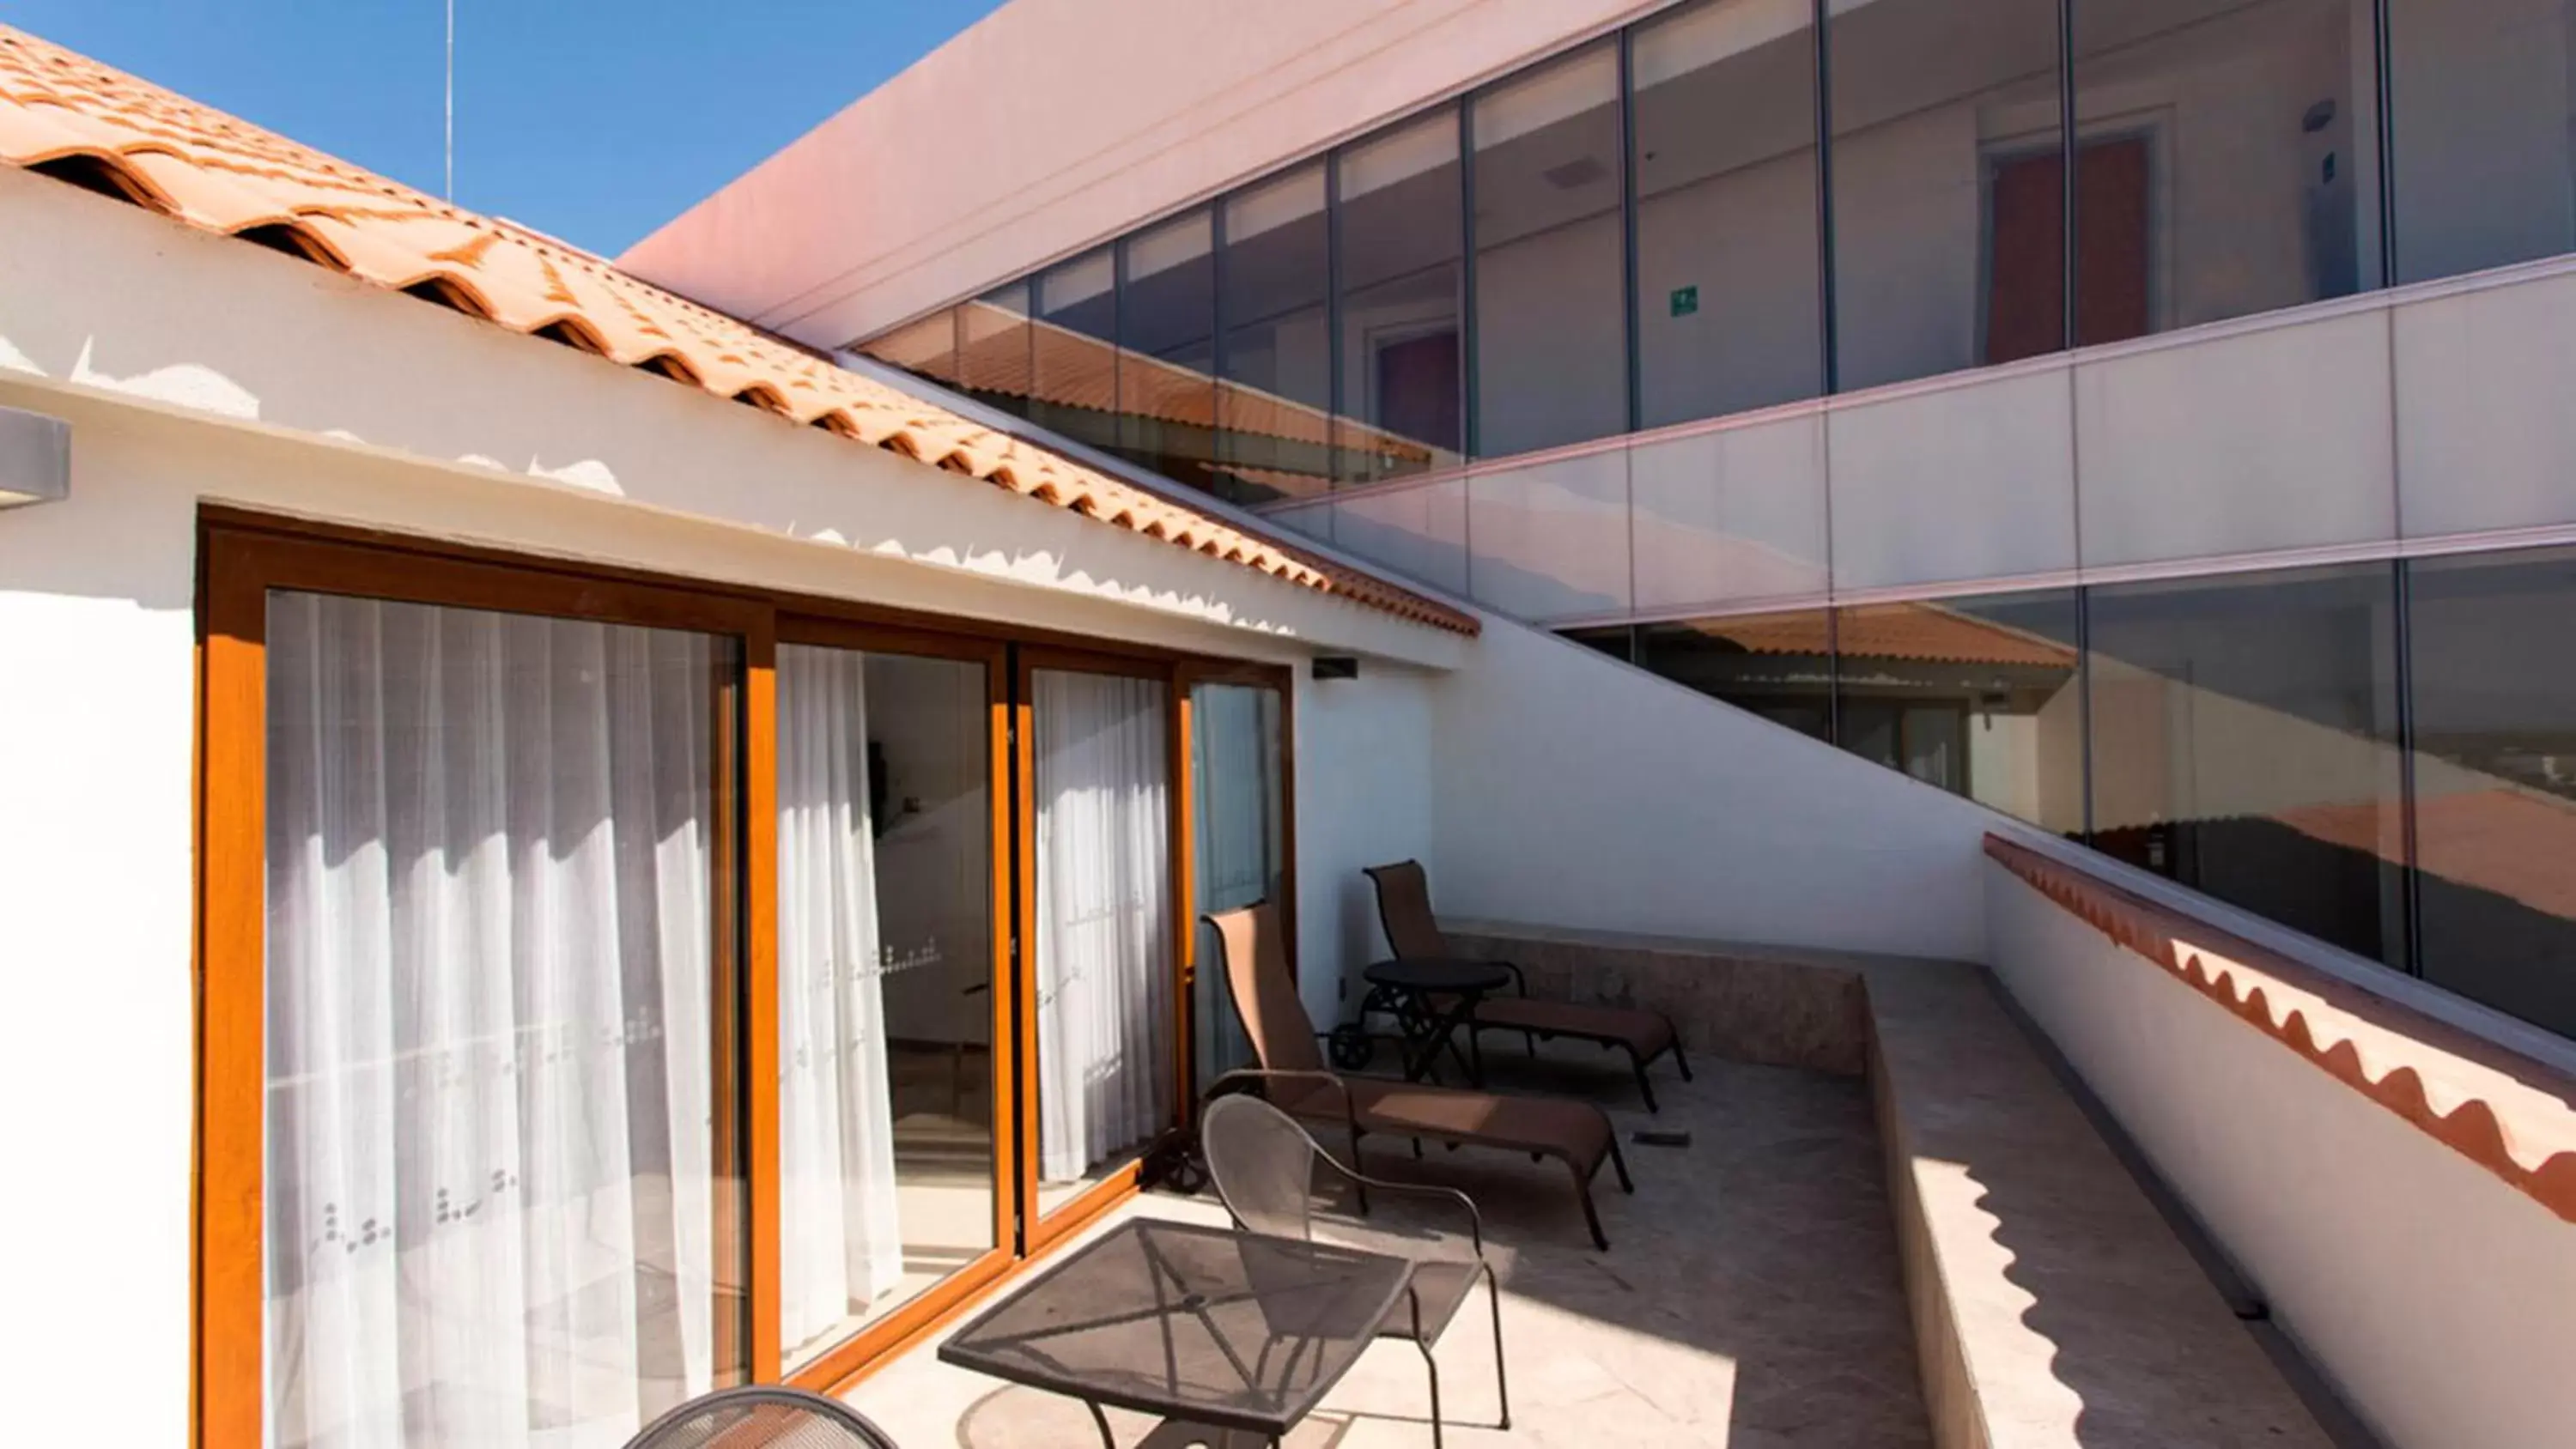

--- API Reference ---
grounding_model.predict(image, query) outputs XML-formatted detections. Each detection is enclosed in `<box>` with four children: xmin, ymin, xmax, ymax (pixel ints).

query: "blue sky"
<box><xmin>0</xmin><ymin>0</ymin><xmax>1005</xmax><ymax>257</ymax></box>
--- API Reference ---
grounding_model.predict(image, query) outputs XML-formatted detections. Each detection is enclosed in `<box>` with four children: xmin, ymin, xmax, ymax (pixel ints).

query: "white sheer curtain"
<box><xmin>1191</xmin><ymin>684</ymin><xmax>1281</xmax><ymax>1084</ymax></box>
<box><xmin>774</xmin><ymin>646</ymin><xmax>903</xmax><ymax>1361</ymax></box>
<box><xmin>263</xmin><ymin>592</ymin><xmax>723</xmax><ymax>1449</ymax></box>
<box><xmin>1034</xmin><ymin>670</ymin><xmax>1175</xmax><ymax>1185</ymax></box>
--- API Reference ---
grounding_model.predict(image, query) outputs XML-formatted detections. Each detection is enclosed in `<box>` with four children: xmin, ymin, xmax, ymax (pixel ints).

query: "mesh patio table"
<box><xmin>938</xmin><ymin>1218</ymin><xmax>1414</xmax><ymax>1448</ymax></box>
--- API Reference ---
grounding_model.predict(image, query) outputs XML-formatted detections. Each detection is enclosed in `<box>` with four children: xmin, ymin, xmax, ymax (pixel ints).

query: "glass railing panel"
<box><xmin>1463</xmin><ymin>449</ymin><xmax>1632</xmax><ymax>621</ymax></box>
<box><xmin>2075</xmin><ymin>306</ymin><xmax>2396</xmax><ymax>569</ymax></box>
<box><xmin>1828</xmin><ymin>366</ymin><xmax>2076</xmax><ymax>591</ymax></box>
<box><xmin>2395</xmin><ymin>265</ymin><xmax>2576</xmax><ymax>540</ymax></box>
<box><xmin>1631</xmin><ymin>413</ymin><xmax>1828</xmax><ymax>612</ymax></box>
<box><xmin>1266</xmin><ymin>500</ymin><xmax>1334</xmax><ymax>544</ymax></box>
<box><xmin>1333</xmin><ymin>477</ymin><xmax>1469</xmax><ymax>597</ymax></box>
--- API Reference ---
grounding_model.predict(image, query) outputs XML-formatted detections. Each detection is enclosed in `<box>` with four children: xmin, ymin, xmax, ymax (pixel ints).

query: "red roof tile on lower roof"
<box><xmin>0</xmin><ymin>26</ymin><xmax>1478</xmax><ymax>637</ymax></box>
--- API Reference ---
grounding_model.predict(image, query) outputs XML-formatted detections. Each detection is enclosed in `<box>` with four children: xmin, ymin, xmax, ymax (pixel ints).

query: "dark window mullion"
<box><xmin>1619</xmin><ymin>25</ymin><xmax>1643</xmax><ymax>435</ymax></box>
<box><xmin>1813</xmin><ymin>0</ymin><xmax>1838</xmax><ymax>396</ymax></box>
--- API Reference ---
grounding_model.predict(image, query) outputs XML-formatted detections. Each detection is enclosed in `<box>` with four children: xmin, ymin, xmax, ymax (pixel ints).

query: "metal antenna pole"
<box><xmin>443</xmin><ymin>0</ymin><xmax>454</xmax><ymax>201</ymax></box>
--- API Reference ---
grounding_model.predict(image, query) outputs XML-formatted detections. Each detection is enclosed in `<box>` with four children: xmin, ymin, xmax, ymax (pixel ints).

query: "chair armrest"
<box><xmin>1495</xmin><ymin>960</ymin><xmax>1528</xmax><ymax>997</ymax></box>
<box><xmin>1306</xmin><ymin>1153</ymin><xmax>1487</xmax><ymax>1259</ymax></box>
<box><xmin>1206</xmin><ymin>1067</ymin><xmax>1361</xmax><ymax>1165</ymax></box>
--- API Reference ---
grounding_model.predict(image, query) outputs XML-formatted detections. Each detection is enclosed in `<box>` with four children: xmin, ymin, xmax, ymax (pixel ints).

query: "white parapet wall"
<box><xmin>1983</xmin><ymin>852</ymin><xmax>2576</xmax><ymax>1449</ymax></box>
<box><xmin>1425</xmin><ymin>613</ymin><xmax>2002</xmax><ymax>961</ymax></box>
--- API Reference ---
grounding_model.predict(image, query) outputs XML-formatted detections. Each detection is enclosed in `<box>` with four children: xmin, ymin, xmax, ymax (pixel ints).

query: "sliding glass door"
<box><xmin>205</xmin><ymin>518</ymin><xmax>1298</xmax><ymax>1441</ymax></box>
<box><xmin>1023</xmin><ymin>658</ymin><xmax>1180</xmax><ymax>1236</ymax></box>
<box><xmin>774</xmin><ymin>636</ymin><xmax>1009</xmax><ymax>1373</ymax></box>
<box><xmin>259</xmin><ymin>590</ymin><xmax>750</xmax><ymax>1447</ymax></box>
<box><xmin>1188</xmin><ymin>678</ymin><xmax>1288</xmax><ymax>1089</ymax></box>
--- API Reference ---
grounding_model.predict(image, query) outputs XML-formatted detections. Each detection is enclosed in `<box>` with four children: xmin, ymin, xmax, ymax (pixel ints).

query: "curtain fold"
<box><xmin>1034</xmin><ymin>670</ymin><xmax>1175</xmax><ymax>1185</ymax></box>
<box><xmin>775</xmin><ymin>645</ymin><xmax>904</xmax><ymax>1361</ymax></box>
<box><xmin>264</xmin><ymin>593</ymin><xmax>722</xmax><ymax>1449</ymax></box>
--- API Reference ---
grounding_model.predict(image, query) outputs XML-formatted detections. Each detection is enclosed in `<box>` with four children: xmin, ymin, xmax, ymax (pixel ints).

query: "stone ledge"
<box><xmin>1443</xmin><ymin>916</ymin><xmax>2330</xmax><ymax>1449</ymax></box>
<box><xmin>1442</xmin><ymin>918</ymin><xmax>1879</xmax><ymax>1076</ymax></box>
<box><xmin>1986</xmin><ymin>834</ymin><xmax>2576</xmax><ymax>1227</ymax></box>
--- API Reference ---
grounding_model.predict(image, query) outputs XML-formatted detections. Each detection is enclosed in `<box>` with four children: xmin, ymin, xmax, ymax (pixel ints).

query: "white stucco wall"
<box><xmin>623</xmin><ymin>0</ymin><xmax>1656</xmax><ymax>347</ymax></box>
<box><xmin>0</xmin><ymin>167</ymin><xmax>1473</xmax><ymax>1442</ymax></box>
<box><xmin>0</xmin><ymin>424</ymin><xmax>199</xmax><ymax>1446</ymax></box>
<box><xmin>1426</xmin><ymin>615</ymin><xmax>1999</xmax><ymax>959</ymax></box>
<box><xmin>1292</xmin><ymin>666</ymin><xmax>1440</xmax><ymax>1021</ymax></box>
<box><xmin>0</xmin><ymin>167</ymin><xmax>1465</xmax><ymax>677</ymax></box>
<box><xmin>1984</xmin><ymin>861</ymin><xmax>2576</xmax><ymax>1449</ymax></box>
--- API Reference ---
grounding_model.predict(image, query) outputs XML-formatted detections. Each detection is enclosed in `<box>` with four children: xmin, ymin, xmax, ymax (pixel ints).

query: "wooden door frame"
<box><xmin>196</xmin><ymin>518</ymin><xmax>778</xmax><ymax>1448</ymax></box>
<box><xmin>1014</xmin><ymin>644</ymin><xmax>1194</xmax><ymax>1253</ymax></box>
<box><xmin>1175</xmin><ymin>661</ymin><xmax>1300</xmax><ymax>1103</ymax></box>
<box><xmin>770</xmin><ymin>614</ymin><xmax>1023</xmax><ymax>1393</ymax></box>
<box><xmin>193</xmin><ymin>508</ymin><xmax>1309</xmax><ymax>1437</ymax></box>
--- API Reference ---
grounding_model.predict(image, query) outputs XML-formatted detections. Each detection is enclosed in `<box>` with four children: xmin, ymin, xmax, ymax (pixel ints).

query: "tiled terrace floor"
<box><xmin>841</xmin><ymin>1046</ymin><xmax>1931</xmax><ymax>1447</ymax></box>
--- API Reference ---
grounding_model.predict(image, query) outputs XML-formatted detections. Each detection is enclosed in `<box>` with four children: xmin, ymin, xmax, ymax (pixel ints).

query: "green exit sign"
<box><xmin>1669</xmin><ymin>284</ymin><xmax>1699</xmax><ymax>318</ymax></box>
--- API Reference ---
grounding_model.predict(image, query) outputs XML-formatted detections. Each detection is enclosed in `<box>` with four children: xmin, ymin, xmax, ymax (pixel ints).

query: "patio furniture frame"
<box><xmin>1366</xmin><ymin>859</ymin><xmax>1693</xmax><ymax>1111</ymax></box>
<box><xmin>1201</xmin><ymin>1093</ymin><xmax>1511</xmax><ymax>1448</ymax></box>
<box><xmin>623</xmin><ymin>1384</ymin><xmax>902</xmax><ymax>1448</ymax></box>
<box><xmin>1203</xmin><ymin>900</ymin><xmax>1634</xmax><ymax>1249</ymax></box>
<box><xmin>937</xmin><ymin>1218</ymin><xmax>1413</xmax><ymax>1449</ymax></box>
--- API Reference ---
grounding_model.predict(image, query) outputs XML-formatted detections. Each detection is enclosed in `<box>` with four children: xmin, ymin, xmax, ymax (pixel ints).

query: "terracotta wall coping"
<box><xmin>1985</xmin><ymin>834</ymin><xmax>2576</xmax><ymax>1226</ymax></box>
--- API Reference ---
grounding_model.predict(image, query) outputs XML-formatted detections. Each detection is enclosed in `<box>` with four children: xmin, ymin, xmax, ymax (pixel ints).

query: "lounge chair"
<box><xmin>1203</xmin><ymin>902</ymin><xmax>1632</xmax><ymax>1250</ymax></box>
<box><xmin>1365</xmin><ymin>860</ymin><xmax>1691</xmax><ymax>1112</ymax></box>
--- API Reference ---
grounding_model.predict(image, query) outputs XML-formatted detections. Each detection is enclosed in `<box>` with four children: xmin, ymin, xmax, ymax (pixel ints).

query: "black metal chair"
<box><xmin>1198</xmin><ymin>1094</ymin><xmax>1510</xmax><ymax>1448</ymax></box>
<box><xmin>623</xmin><ymin>1384</ymin><xmax>902</xmax><ymax>1448</ymax></box>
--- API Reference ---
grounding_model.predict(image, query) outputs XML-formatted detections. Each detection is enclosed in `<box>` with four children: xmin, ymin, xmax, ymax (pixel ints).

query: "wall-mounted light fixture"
<box><xmin>0</xmin><ymin>405</ymin><xmax>70</xmax><ymax>509</ymax></box>
<box><xmin>1312</xmin><ymin>656</ymin><xmax>1359</xmax><ymax>681</ymax></box>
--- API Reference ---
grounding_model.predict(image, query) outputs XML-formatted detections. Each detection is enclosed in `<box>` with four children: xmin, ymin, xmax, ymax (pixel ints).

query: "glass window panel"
<box><xmin>1219</xmin><ymin>165</ymin><xmax>1335</xmax><ymax>503</ymax></box>
<box><xmin>2085</xmin><ymin>564</ymin><xmax>2408</xmax><ymax>969</ymax></box>
<box><xmin>1032</xmin><ymin>246</ymin><xmax>1122</xmax><ymax>454</ymax></box>
<box><xmin>1339</xmin><ymin>111</ymin><xmax>1465</xmax><ymax>484</ymax></box>
<box><xmin>2072</xmin><ymin>0</ymin><xmax>2379</xmax><ymax>340</ymax></box>
<box><xmin>1189</xmin><ymin>682</ymin><xmax>1286</xmax><ymax>1088</ymax></box>
<box><xmin>1118</xmin><ymin>209</ymin><xmax>1222</xmax><ymax>493</ymax></box>
<box><xmin>960</xmin><ymin>282</ymin><xmax>1035</xmax><ymax>419</ymax></box>
<box><xmin>775</xmin><ymin>646</ymin><xmax>998</xmax><ymax>1368</ymax></box>
<box><xmin>1031</xmin><ymin>670</ymin><xmax>1175</xmax><ymax>1215</ymax></box>
<box><xmin>1834</xmin><ymin>591</ymin><xmax>2085</xmax><ymax>833</ymax></box>
<box><xmin>2405</xmin><ymin>547</ymin><xmax>2576</xmax><ymax>1037</ymax></box>
<box><xmin>1474</xmin><ymin>43</ymin><xmax>1629</xmax><ymax>456</ymax></box>
<box><xmin>1830</xmin><ymin>0</ymin><xmax>2067</xmax><ymax>391</ymax></box>
<box><xmin>1633</xmin><ymin>0</ymin><xmax>1824</xmax><ymax>427</ymax></box>
<box><xmin>2388</xmin><ymin>0</ymin><xmax>2576</xmax><ymax>283</ymax></box>
<box><xmin>262</xmin><ymin>591</ymin><xmax>744</xmax><ymax>1447</ymax></box>
<box><xmin>1562</xmin><ymin>625</ymin><xmax>1641</xmax><ymax>663</ymax></box>
<box><xmin>1637</xmin><ymin>608</ymin><xmax>1836</xmax><ymax>741</ymax></box>
<box><xmin>859</xmin><ymin>308</ymin><xmax>962</xmax><ymax>387</ymax></box>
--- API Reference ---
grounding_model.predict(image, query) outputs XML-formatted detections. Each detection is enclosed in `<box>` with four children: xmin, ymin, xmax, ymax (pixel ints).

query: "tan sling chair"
<box><xmin>1204</xmin><ymin>901</ymin><xmax>1633</xmax><ymax>1250</ymax></box>
<box><xmin>1364</xmin><ymin>860</ymin><xmax>1691</xmax><ymax>1112</ymax></box>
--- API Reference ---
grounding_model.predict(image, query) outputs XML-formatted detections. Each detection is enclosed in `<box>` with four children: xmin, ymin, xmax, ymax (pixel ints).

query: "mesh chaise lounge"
<box><xmin>1366</xmin><ymin>860</ymin><xmax>1692</xmax><ymax>1112</ymax></box>
<box><xmin>1204</xmin><ymin>901</ymin><xmax>1633</xmax><ymax>1249</ymax></box>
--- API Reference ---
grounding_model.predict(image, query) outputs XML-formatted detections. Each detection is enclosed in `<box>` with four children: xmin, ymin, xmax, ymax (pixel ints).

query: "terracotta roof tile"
<box><xmin>1689</xmin><ymin>603</ymin><xmax>2078</xmax><ymax>670</ymax></box>
<box><xmin>1987</xmin><ymin>834</ymin><xmax>2576</xmax><ymax>1226</ymax></box>
<box><xmin>0</xmin><ymin>27</ymin><xmax>1475</xmax><ymax>637</ymax></box>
